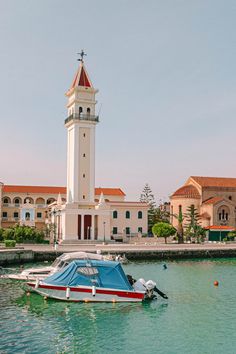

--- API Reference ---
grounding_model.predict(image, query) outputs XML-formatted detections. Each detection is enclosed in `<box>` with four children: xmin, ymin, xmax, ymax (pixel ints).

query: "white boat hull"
<box><xmin>27</xmin><ymin>282</ymin><xmax>146</xmax><ymax>303</ymax></box>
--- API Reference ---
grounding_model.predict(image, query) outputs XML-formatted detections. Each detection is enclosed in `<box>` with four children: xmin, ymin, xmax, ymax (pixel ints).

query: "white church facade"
<box><xmin>0</xmin><ymin>57</ymin><xmax>148</xmax><ymax>242</ymax></box>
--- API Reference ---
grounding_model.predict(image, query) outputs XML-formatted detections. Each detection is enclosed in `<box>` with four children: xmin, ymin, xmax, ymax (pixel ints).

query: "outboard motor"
<box><xmin>133</xmin><ymin>278</ymin><xmax>168</xmax><ymax>300</ymax></box>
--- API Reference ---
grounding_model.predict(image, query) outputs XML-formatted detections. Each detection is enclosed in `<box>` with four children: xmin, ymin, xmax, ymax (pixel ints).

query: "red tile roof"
<box><xmin>3</xmin><ymin>185</ymin><xmax>66</xmax><ymax>194</ymax></box>
<box><xmin>202</xmin><ymin>197</ymin><xmax>223</xmax><ymax>205</ymax></box>
<box><xmin>2</xmin><ymin>185</ymin><xmax>125</xmax><ymax>196</ymax></box>
<box><xmin>95</xmin><ymin>188</ymin><xmax>126</xmax><ymax>196</ymax></box>
<box><xmin>191</xmin><ymin>176</ymin><xmax>236</xmax><ymax>188</ymax></box>
<box><xmin>171</xmin><ymin>185</ymin><xmax>200</xmax><ymax>199</ymax></box>
<box><xmin>205</xmin><ymin>225</ymin><xmax>235</xmax><ymax>230</ymax></box>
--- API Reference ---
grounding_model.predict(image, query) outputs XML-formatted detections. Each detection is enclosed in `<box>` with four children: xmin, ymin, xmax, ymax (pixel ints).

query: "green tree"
<box><xmin>152</xmin><ymin>222</ymin><xmax>176</xmax><ymax>244</ymax></box>
<box><xmin>184</xmin><ymin>205</ymin><xmax>205</xmax><ymax>243</ymax></box>
<box><xmin>0</xmin><ymin>228</ymin><xmax>4</xmax><ymax>241</ymax></box>
<box><xmin>184</xmin><ymin>205</ymin><xmax>200</xmax><ymax>230</ymax></box>
<box><xmin>140</xmin><ymin>183</ymin><xmax>156</xmax><ymax>234</ymax></box>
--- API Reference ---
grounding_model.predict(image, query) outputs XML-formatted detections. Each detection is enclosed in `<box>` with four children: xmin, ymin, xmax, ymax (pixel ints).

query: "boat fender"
<box><xmin>35</xmin><ymin>278</ymin><xmax>39</xmax><ymax>289</ymax></box>
<box><xmin>92</xmin><ymin>286</ymin><xmax>96</xmax><ymax>296</ymax></box>
<box><xmin>66</xmin><ymin>287</ymin><xmax>70</xmax><ymax>299</ymax></box>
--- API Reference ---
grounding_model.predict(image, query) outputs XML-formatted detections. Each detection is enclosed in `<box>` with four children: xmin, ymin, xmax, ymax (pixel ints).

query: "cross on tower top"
<box><xmin>77</xmin><ymin>49</ymin><xmax>87</xmax><ymax>63</ymax></box>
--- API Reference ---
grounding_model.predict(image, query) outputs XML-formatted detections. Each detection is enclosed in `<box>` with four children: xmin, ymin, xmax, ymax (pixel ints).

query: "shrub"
<box><xmin>4</xmin><ymin>240</ymin><xmax>16</xmax><ymax>248</ymax></box>
<box><xmin>3</xmin><ymin>228</ymin><xmax>15</xmax><ymax>240</ymax></box>
<box><xmin>1</xmin><ymin>225</ymin><xmax>46</xmax><ymax>244</ymax></box>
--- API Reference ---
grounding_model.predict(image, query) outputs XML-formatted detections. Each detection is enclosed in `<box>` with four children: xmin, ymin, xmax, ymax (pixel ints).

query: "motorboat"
<box><xmin>27</xmin><ymin>257</ymin><xmax>168</xmax><ymax>302</ymax></box>
<box><xmin>0</xmin><ymin>252</ymin><xmax>109</xmax><ymax>281</ymax></box>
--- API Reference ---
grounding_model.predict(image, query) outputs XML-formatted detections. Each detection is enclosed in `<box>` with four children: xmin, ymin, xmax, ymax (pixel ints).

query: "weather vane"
<box><xmin>77</xmin><ymin>49</ymin><xmax>87</xmax><ymax>63</ymax></box>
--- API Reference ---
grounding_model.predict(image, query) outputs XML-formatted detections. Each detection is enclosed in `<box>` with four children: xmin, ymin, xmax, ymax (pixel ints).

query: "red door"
<box><xmin>84</xmin><ymin>215</ymin><xmax>92</xmax><ymax>240</ymax></box>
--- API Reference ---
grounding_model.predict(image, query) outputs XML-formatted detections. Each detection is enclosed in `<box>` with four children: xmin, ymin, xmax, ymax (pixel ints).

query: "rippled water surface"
<box><xmin>1</xmin><ymin>259</ymin><xmax>236</xmax><ymax>353</ymax></box>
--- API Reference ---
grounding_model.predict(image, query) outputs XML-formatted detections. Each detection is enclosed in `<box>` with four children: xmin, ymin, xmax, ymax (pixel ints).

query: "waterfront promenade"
<box><xmin>1</xmin><ymin>241</ymin><xmax>236</xmax><ymax>265</ymax></box>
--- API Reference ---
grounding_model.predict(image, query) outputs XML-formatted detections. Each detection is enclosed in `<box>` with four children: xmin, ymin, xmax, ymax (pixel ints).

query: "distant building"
<box><xmin>170</xmin><ymin>176</ymin><xmax>236</xmax><ymax>230</ymax></box>
<box><xmin>0</xmin><ymin>183</ymin><xmax>148</xmax><ymax>240</ymax></box>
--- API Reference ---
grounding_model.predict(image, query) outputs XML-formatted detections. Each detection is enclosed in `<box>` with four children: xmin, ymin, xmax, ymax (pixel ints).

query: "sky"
<box><xmin>0</xmin><ymin>0</ymin><xmax>236</xmax><ymax>203</ymax></box>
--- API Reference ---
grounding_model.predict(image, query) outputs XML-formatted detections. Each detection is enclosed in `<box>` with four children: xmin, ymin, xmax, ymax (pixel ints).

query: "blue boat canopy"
<box><xmin>44</xmin><ymin>259</ymin><xmax>133</xmax><ymax>291</ymax></box>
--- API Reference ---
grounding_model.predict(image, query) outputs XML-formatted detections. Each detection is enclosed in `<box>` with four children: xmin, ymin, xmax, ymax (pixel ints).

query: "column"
<box><xmin>91</xmin><ymin>215</ymin><xmax>95</xmax><ymax>240</ymax></box>
<box><xmin>81</xmin><ymin>213</ymin><xmax>84</xmax><ymax>240</ymax></box>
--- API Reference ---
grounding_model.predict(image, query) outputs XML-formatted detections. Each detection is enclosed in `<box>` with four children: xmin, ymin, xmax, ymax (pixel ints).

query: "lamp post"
<box><xmin>52</xmin><ymin>209</ymin><xmax>57</xmax><ymax>246</ymax></box>
<box><xmin>57</xmin><ymin>209</ymin><xmax>61</xmax><ymax>242</ymax></box>
<box><xmin>103</xmin><ymin>221</ymin><xmax>106</xmax><ymax>244</ymax></box>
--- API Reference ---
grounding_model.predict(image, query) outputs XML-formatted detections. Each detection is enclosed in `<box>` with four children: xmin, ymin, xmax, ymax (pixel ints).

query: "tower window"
<box><xmin>83</xmin><ymin>174</ymin><xmax>85</xmax><ymax>178</ymax></box>
<box><xmin>83</xmin><ymin>153</ymin><xmax>86</xmax><ymax>157</ymax></box>
<box><xmin>83</xmin><ymin>195</ymin><xmax>85</xmax><ymax>199</ymax></box>
<box><xmin>83</xmin><ymin>133</ymin><xmax>86</xmax><ymax>137</ymax></box>
<box><xmin>229</xmin><ymin>196</ymin><xmax>232</xmax><ymax>200</ymax></box>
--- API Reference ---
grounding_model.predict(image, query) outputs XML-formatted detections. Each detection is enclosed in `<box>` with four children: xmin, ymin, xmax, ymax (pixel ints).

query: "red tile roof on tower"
<box><xmin>2</xmin><ymin>185</ymin><xmax>126</xmax><ymax>196</ymax></box>
<box><xmin>171</xmin><ymin>185</ymin><xmax>200</xmax><ymax>199</ymax></box>
<box><xmin>70</xmin><ymin>63</ymin><xmax>92</xmax><ymax>90</ymax></box>
<box><xmin>190</xmin><ymin>176</ymin><xmax>236</xmax><ymax>188</ymax></box>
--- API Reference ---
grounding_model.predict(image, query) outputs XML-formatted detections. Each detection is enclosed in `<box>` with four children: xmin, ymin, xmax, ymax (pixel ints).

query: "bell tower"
<box><xmin>65</xmin><ymin>51</ymin><xmax>99</xmax><ymax>205</ymax></box>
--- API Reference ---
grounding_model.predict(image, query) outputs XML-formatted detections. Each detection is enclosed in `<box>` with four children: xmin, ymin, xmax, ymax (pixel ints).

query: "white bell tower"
<box><xmin>65</xmin><ymin>52</ymin><xmax>99</xmax><ymax>205</ymax></box>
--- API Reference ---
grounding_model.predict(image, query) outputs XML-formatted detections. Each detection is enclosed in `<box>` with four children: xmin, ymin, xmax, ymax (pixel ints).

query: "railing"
<box><xmin>65</xmin><ymin>113</ymin><xmax>99</xmax><ymax>125</ymax></box>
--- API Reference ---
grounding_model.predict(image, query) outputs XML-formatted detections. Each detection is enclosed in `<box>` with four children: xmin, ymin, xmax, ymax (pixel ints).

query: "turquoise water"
<box><xmin>1</xmin><ymin>259</ymin><xmax>236</xmax><ymax>353</ymax></box>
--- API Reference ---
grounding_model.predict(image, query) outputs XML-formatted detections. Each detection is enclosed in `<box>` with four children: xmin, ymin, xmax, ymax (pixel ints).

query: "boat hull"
<box><xmin>27</xmin><ymin>282</ymin><xmax>145</xmax><ymax>303</ymax></box>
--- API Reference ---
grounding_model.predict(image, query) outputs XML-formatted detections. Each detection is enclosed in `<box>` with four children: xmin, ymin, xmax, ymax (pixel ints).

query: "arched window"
<box><xmin>113</xmin><ymin>211</ymin><xmax>118</xmax><ymax>219</ymax></box>
<box><xmin>87</xmin><ymin>107</ymin><xmax>91</xmax><ymax>115</ymax></box>
<box><xmin>3</xmin><ymin>198</ymin><xmax>9</xmax><ymax>205</ymax></box>
<box><xmin>47</xmin><ymin>198</ymin><xmax>56</xmax><ymax>205</ymax></box>
<box><xmin>25</xmin><ymin>212</ymin><xmax>30</xmax><ymax>221</ymax></box>
<box><xmin>218</xmin><ymin>206</ymin><xmax>230</xmax><ymax>222</ymax></box>
<box><xmin>79</xmin><ymin>107</ymin><xmax>83</xmax><ymax>115</ymax></box>
<box><xmin>14</xmin><ymin>198</ymin><xmax>21</xmax><ymax>206</ymax></box>
<box><xmin>138</xmin><ymin>211</ymin><xmax>142</xmax><ymax>219</ymax></box>
<box><xmin>24</xmin><ymin>197</ymin><xmax>34</xmax><ymax>204</ymax></box>
<box><xmin>126</xmin><ymin>211</ymin><xmax>130</xmax><ymax>219</ymax></box>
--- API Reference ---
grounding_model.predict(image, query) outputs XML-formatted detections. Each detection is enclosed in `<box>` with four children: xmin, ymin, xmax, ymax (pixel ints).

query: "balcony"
<box><xmin>65</xmin><ymin>113</ymin><xmax>99</xmax><ymax>125</ymax></box>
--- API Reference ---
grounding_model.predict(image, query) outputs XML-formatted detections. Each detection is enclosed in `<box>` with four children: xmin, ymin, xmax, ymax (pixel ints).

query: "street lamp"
<box><xmin>103</xmin><ymin>221</ymin><xmax>106</xmax><ymax>244</ymax></box>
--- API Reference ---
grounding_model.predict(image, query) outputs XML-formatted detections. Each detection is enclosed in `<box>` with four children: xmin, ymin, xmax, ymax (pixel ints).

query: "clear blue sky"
<box><xmin>0</xmin><ymin>0</ymin><xmax>236</xmax><ymax>203</ymax></box>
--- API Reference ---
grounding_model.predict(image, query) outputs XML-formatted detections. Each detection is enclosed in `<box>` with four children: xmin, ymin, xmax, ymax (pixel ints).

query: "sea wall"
<box><xmin>1</xmin><ymin>248</ymin><xmax>236</xmax><ymax>265</ymax></box>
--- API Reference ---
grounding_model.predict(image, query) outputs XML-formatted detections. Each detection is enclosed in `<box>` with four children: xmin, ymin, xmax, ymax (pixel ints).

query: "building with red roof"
<box><xmin>170</xmin><ymin>176</ymin><xmax>236</xmax><ymax>240</ymax></box>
